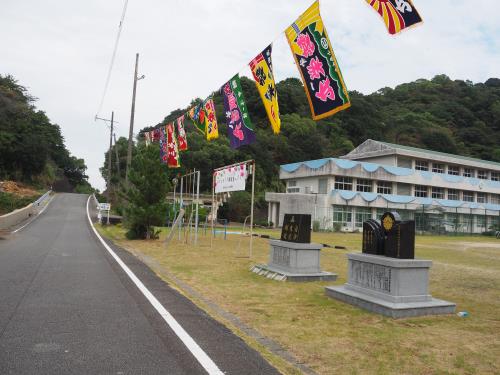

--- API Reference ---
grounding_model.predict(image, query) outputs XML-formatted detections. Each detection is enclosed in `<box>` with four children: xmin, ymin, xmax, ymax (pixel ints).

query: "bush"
<box><xmin>0</xmin><ymin>191</ymin><xmax>40</xmax><ymax>215</ymax></box>
<box><xmin>333</xmin><ymin>222</ymin><xmax>342</xmax><ymax>232</ymax></box>
<box><xmin>313</xmin><ymin>220</ymin><xmax>320</xmax><ymax>232</ymax></box>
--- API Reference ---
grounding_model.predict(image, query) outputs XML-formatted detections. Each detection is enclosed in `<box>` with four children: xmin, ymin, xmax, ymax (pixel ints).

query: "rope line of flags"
<box><xmin>143</xmin><ymin>0</ymin><xmax>422</xmax><ymax>168</ymax></box>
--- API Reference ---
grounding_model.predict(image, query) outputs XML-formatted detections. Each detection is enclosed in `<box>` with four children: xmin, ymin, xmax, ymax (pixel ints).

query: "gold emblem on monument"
<box><xmin>383</xmin><ymin>215</ymin><xmax>394</xmax><ymax>231</ymax></box>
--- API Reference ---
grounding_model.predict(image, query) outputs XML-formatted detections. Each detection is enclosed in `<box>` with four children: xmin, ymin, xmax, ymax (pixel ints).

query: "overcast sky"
<box><xmin>2</xmin><ymin>0</ymin><xmax>499</xmax><ymax>190</ymax></box>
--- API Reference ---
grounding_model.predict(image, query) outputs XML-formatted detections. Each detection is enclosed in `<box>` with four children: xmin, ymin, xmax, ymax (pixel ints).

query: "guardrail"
<box><xmin>0</xmin><ymin>190</ymin><xmax>52</xmax><ymax>231</ymax></box>
<box><xmin>33</xmin><ymin>190</ymin><xmax>52</xmax><ymax>213</ymax></box>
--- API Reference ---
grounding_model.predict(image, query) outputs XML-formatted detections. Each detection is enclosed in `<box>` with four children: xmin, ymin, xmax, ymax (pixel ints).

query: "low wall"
<box><xmin>0</xmin><ymin>190</ymin><xmax>52</xmax><ymax>231</ymax></box>
<box><xmin>0</xmin><ymin>203</ymin><xmax>34</xmax><ymax>230</ymax></box>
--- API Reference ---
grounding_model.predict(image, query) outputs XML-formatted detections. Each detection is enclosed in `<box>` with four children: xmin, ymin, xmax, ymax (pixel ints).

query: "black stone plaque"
<box><xmin>381</xmin><ymin>211</ymin><xmax>415</xmax><ymax>259</ymax></box>
<box><xmin>280</xmin><ymin>214</ymin><xmax>311</xmax><ymax>243</ymax></box>
<box><xmin>385</xmin><ymin>220</ymin><xmax>415</xmax><ymax>259</ymax></box>
<box><xmin>362</xmin><ymin>212</ymin><xmax>416</xmax><ymax>259</ymax></box>
<box><xmin>362</xmin><ymin>219</ymin><xmax>385</xmax><ymax>255</ymax></box>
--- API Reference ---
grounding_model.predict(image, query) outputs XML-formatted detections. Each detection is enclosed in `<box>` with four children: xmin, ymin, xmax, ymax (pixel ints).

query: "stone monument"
<box><xmin>325</xmin><ymin>212</ymin><xmax>455</xmax><ymax>318</ymax></box>
<box><xmin>251</xmin><ymin>214</ymin><xmax>336</xmax><ymax>282</ymax></box>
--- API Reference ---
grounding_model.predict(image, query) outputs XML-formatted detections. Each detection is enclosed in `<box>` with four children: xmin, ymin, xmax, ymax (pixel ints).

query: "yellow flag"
<box><xmin>249</xmin><ymin>45</ymin><xmax>281</xmax><ymax>134</ymax></box>
<box><xmin>285</xmin><ymin>0</ymin><xmax>350</xmax><ymax>120</ymax></box>
<box><xmin>203</xmin><ymin>98</ymin><xmax>219</xmax><ymax>141</ymax></box>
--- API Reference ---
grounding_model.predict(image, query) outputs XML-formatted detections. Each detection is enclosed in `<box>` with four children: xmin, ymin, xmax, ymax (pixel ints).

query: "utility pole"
<box><xmin>95</xmin><ymin>113</ymin><xmax>118</xmax><ymax>201</ymax></box>
<box><xmin>107</xmin><ymin>111</ymin><xmax>114</xmax><ymax>200</ymax></box>
<box><xmin>125</xmin><ymin>53</ymin><xmax>145</xmax><ymax>185</ymax></box>
<box><xmin>113</xmin><ymin>133</ymin><xmax>120</xmax><ymax>177</ymax></box>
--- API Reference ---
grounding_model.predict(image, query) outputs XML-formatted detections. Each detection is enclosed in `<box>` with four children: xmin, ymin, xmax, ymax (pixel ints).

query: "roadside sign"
<box><xmin>98</xmin><ymin>203</ymin><xmax>111</xmax><ymax>211</ymax></box>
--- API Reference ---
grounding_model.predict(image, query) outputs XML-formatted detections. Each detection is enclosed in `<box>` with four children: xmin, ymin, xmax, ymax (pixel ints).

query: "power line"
<box><xmin>95</xmin><ymin>0</ymin><xmax>129</xmax><ymax>118</ymax></box>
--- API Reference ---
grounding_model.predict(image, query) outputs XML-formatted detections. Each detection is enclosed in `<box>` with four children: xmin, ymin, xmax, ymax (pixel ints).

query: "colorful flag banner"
<box><xmin>249</xmin><ymin>45</ymin><xmax>281</xmax><ymax>134</ymax></box>
<box><xmin>144</xmin><ymin>131</ymin><xmax>151</xmax><ymax>146</ymax></box>
<box><xmin>153</xmin><ymin>128</ymin><xmax>161</xmax><ymax>142</ymax></box>
<box><xmin>220</xmin><ymin>75</ymin><xmax>256</xmax><ymax>149</ymax></box>
<box><xmin>176</xmin><ymin>115</ymin><xmax>188</xmax><ymax>151</ymax></box>
<box><xmin>203</xmin><ymin>98</ymin><xmax>219</xmax><ymax>141</ymax></box>
<box><xmin>159</xmin><ymin>126</ymin><xmax>168</xmax><ymax>165</ymax></box>
<box><xmin>285</xmin><ymin>0</ymin><xmax>350</xmax><ymax>120</ymax></box>
<box><xmin>166</xmin><ymin>123</ymin><xmax>180</xmax><ymax>168</ymax></box>
<box><xmin>187</xmin><ymin>104</ymin><xmax>206</xmax><ymax>135</ymax></box>
<box><xmin>366</xmin><ymin>0</ymin><xmax>422</xmax><ymax>35</ymax></box>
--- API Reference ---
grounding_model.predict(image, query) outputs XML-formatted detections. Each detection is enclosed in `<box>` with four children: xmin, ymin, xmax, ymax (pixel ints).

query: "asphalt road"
<box><xmin>0</xmin><ymin>193</ymin><xmax>280</xmax><ymax>375</ymax></box>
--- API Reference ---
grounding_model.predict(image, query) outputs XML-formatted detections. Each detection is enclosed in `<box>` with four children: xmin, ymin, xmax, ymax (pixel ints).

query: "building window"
<box><xmin>477</xmin><ymin>192</ymin><xmax>487</xmax><ymax>204</ymax></box>
<box><xmin>447</xmin><ymin>166</ymin><xmax>460</xmax><ymax>176</ymax></box>
<box><xmin>476</xmin><ymin>215</ymin><xmax>486</xmax><ymax>229</ymax></box>
<box><xmin>463</xmin><ymin>191</ymin><xmax>474</xmax><ymax>202</ymax></box>
<box><xmin>333</xmin><ymin>206</ymin><xmax>352</xmax><ymax>226</ymax></box>
<box><xmin>356</xmin><ymin>179</ymin><xmax>372</xmax><ymax>192</ymax></box>
<box><xmin>415</xmin><ymin>185</ymin><xmax>428</xmax><ymax>198</ymax></box>
<box><xmin>318</xmin><ymin>178</ymin><xmax>328</xmax><ymax>194</ymax></box>
<box><xmin>463</xmin><ymin>168</ymin><xmax>474</xmax><ymax>178</ymax></box>
<box><xmin>432</xmin><ymin>163</ymin><xmax>445</xmax><ymax>174</ymax></box>
<box><xmin>287</xmin><ymin>180</ymin><xmax>300</xmax><ymax>193</ymax></box>
<box><xmin>334</xmin><ymin>176</ymin><xmax>353</xmax><ymax>191</ymax></box>
<box><xmin>355</xmin><ymin>207</ymin><xmax>372</xmax><ymax>228</ymax></box>
<box><xmin>415</xmin><ymin>160</ymin><xmax>428</xmax><ymax>171</ymax></box>
<box><xmin>477</xmin><ymin>170</ymin><xmax>488</xmax><ymax>180</ymax></box>
<box><xmin>492</xmin><ymin>172</ymin><xmax>500</xmax><ymax>181</ymax></box>
<box><xmin>431</xmin><ymin>187</ymin><xmax>444</xmax><ymax>199</ymax></box>
<box><xmin>491</xmin><ymin>194</ymin><xmax>500</xmax><ymax>205</ymax></box>
<box><xmin>377</xmin><ymin>181</ymin><xmax>392</xmax><ymax>195</ymax></box>
<box><xmin>447</xmin><ymin>189</ymin><xmax>459</xmax><ymax>201</ymax></box>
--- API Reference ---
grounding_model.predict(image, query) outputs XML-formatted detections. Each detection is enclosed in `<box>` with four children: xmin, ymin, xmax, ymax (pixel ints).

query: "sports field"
<box><xmin>98</xmin><ymin>226</ymin><xmax>500</xmax><ymax>375</ymax></box>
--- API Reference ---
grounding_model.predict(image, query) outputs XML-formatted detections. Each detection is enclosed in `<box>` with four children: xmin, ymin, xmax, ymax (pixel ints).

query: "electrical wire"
<box><xmin>95</xmin><ymin>0</ymin><xmax>129</xmax><ymax>118</ymax></box>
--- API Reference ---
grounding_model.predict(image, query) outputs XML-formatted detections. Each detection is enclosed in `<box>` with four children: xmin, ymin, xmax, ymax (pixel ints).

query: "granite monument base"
<box><xmin>251</xmin><ymin>239</ymin><xmax>337</xmax><ymax>282</ymax></box>
<box><xmin>325</xmin><ymin>253</ymin><xmax>455</xmax><ymax>318</ymax></box>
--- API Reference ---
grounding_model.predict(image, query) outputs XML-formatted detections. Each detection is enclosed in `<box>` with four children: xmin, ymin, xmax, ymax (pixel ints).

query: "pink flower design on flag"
<box><xmin>223</xmin><ymin>83</ymin><xmax>232</xmax><ymax>96</ymax></box>
<box><xmin>315</xmin><ymin>77</ymin><xmax>336</xmax><ymax>102</ymax></box>
<box><xmin>296</xmin><ymin>33</ymin><xmax>315</xmax><ymax>58</ymax></box>
<box><xmin>230</xmin><ymin>109</ymin><xmax>240</xmax><ymax>123</ymax></box>
<box><xmin>228</xmin><ymin>94</ymin><xmax>238</xmax><ymax>110</ymax></box>
<box><xmin>233</xmin><ymin>124</ymin><xmax>244</xmax><ymax>141</ymax></box>
<box><xmin>208</xmin><ymin>112</ymin><xmax>215</xmax><ymax>122</ymax></box>
<box><xmin>306</xmin><ymin>56</ymin><xmax>325</xmax><ymax>80</ymax></box>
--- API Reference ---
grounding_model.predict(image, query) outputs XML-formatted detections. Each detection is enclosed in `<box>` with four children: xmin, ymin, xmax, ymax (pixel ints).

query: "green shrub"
<box><xmin>313</xmin><ymin>220</ymin><xmax>320</xmax><ymax>232</ymax></box>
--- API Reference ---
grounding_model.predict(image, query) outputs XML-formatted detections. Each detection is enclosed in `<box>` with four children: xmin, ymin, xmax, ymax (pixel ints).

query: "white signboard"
<box><xmin>214</xmin><ymin>163</ymin><xmax>247</xmax><ymax>194</ymax></box>
<box><xmin>98</xmin><ymin>203</ymin><xmax>111</xmax><ymax>211</ymax></box>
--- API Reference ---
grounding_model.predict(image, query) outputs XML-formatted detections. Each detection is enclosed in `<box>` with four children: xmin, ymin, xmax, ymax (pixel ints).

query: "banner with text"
<box><xmin>214</xmin><ymin>163</ymin><xmax>248</xmax><ymax>194</ymax></box>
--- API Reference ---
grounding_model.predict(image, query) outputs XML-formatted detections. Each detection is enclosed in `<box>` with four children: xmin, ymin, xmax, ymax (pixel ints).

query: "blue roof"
<box><xmin>281</xmin><ymin>158</ymin><xmax>500</xmax><ymax>191</ymax></box>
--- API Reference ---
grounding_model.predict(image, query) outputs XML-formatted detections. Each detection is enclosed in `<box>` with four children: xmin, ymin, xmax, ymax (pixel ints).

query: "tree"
<box><xmin>123</xmin><ymin>144</ymin><xmax>171</xmax><ymax>239</ymax></box>
<box><xmin>0</xmin><ymin>74</ymin><xmax>91</xmax><ymax>189</ymax></box>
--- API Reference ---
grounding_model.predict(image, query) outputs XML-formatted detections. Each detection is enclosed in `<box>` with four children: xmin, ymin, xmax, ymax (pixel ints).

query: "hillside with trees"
<box><xmin>102</xmin><ymin>75</ymin><xmax>500</xmax><ymax>224</ymax></box>
<box><xmin>0</xmin><ymin>74</ymin><xmax>92</xmax><ymax>193</ymax></box>
<box><xmin>134</xmin><ymin>75</ymin><xmax>500</xmax><ymax>190</ymax></box>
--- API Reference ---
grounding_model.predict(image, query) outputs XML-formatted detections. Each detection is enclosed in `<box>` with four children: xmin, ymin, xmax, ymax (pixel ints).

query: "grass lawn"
<box><xmin>98</xmin><ymin>225</ymin><xmax>500</xmax><ymax>375</ymax></box>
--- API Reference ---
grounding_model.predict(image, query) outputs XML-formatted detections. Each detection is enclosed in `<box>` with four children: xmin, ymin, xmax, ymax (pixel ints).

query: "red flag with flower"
<box><xmin>176</xmin><ymin>115</ymin><xmax>188</xmax><ymax>151</ymax></box>
<box><xmin>166</xmin><ymin>123</ymin><xmax>180</xmax><ymax>168</ymax></box>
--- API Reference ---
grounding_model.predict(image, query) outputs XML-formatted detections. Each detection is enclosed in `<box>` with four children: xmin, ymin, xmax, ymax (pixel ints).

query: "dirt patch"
<box><xmin>0</xmin><ymin>181</ymin><xmax>39</xmax><ymax>197</ymax></box>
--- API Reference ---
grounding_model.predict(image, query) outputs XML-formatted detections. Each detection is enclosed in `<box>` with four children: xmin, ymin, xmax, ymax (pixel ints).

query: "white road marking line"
<box><xmin>85</xmin><ymin>196</ymin><xmax>223</xmax><ymax>375</ymax></box>
<box><xmin>12</xmin><ymin>195</ymin><xmax>54</xmax><ymax>234</ymax></box>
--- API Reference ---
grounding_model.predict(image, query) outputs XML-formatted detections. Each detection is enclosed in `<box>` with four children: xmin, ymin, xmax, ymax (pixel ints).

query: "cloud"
<box><xmin>1</xmin><ymin>0</ymin><xmax>499</xmax><ymax>190</ymax></box>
